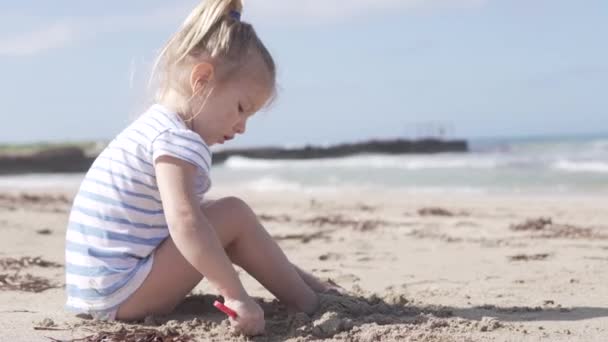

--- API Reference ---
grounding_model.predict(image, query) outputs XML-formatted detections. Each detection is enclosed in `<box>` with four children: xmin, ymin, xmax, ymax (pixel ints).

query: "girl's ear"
<box><xmin>190</xmin><ymin>62</ymin><xmax>215</xmax><ymax>93</ymax></box>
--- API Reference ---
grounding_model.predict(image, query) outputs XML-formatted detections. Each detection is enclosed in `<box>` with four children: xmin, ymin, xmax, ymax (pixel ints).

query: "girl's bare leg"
<box><xmin>292</xmin><ymin>264</ymin><xmax>347</xmax><ymax>295</ymax></box>
<box><xmin>116</xmin><ymin>197</ymin><xmax>318</xmax><ymax>320</ymax></box>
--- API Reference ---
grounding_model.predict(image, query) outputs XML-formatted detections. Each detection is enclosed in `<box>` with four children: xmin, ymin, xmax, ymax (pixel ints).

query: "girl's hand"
<box><xmin>224</xmin><ymin>296</ymin><xmax>265</xmax><ymax>336</ymax></box>
<box><xmin>319</xmin><ymin>278</ymin><xmax>349</xmax><ymax>296</ymax></box>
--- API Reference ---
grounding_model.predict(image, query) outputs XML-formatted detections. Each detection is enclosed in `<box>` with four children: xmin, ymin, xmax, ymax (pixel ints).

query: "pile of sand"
<box><xmin>57</xmin><ymin>289</ymin><xmax>508</xmax><ymax>342</ymax></box>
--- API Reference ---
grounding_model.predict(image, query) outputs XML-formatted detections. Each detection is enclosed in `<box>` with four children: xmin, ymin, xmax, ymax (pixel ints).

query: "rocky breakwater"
<box><xmin>0</xmin><ymin>147</ymin><xmax>96</xmax><ymax>175</ymax></box>
<box><xmin>212</xmin><ymin>138</ymin><xmax>468</xmax><ymax>164</ymax></box>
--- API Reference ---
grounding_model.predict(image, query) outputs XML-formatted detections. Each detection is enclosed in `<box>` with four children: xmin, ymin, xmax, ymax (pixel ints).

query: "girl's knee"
<box><xmin>219</xmin><ymin>196</ymin><xmax>248</xmax><ymax>209</ymax></box>
<box><xmin>204</xmin><ymin>196</ymin><xmax>260</xmax><ymax>239</ymax></box>
<box><xmin>218</xmin><ymin>196</ymin><xmax>256</xmax><ymax>219</ymax></box>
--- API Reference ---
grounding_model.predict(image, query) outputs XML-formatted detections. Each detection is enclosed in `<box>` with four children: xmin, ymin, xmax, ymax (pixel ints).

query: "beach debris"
<box><xmin>309</xmin><ymin>198</ymin><xmax>321</xmax><ymax>209</ymax></box>
<box><xmin>477</xmin><ymin>316</ymin><xmax>502</xmax><ymax>332</ymax></box>
<box><xmin>539</xmin><ymin>224</ymin><xmax>601</xmax><ymax>239</ymax></box>
<box><xmin>47</xmin><ymin>327</ymin><xmax>193</xmax><ymax>342</ymax></box>
<box><xmin>508</xmin><ymin>253</ymin><xmax>550</xmax><ymax>261</ymax></box>
<box><xmin>0</xmin><ymin>193</ymin><xmax>71</xmax><ymax>205</ymax></box>
<box><xmin>475</xmin><ymin>304</ymin><xmax>543</xmax><ymax>313</ymax></box>
<box><xmin>417</xmin><ymin>207</ymin><xmax>465</xmax><ymax>217</ymax></box>
<box><xmin>19</xmin><ymin>193</ymin><xmax>71</xmax><ymax>204</ymax></box>
<box><xmin>318</xmin><ymin>252</ymin><xmax>342</xmax><ymax>261</ymax></box>
<box><xmin>33</xmin><ymin>318</ymin><xmax>70</xmax><ymax>331</ymax></box>
<box><xmin>0</xmin><ymin>256</ymin><xmax>62</xmax><ymax>270</ymax></box>
<box><xmin>300</xmin><ymin>214</ymin><xmax>390</xmax><ymax>231</ymax></box>
<box><xmin>0</xmin><ymin>254</ymin><xmax>62</xmax><ymax>295</ymax></box>
<box><xmin>510</xmin><ymin>217</ymin><xmax>552</xmax><ymax>231</ymax></box>
<box><xmin>0</xmin><ymin>273</ymin><xmax>59</xmax><ymax>292</ymax></box>
<box><xmin>0</xmin><ymin>193</ymin><xmax>72</xmax><ymax>213</ymax></box>
<box><xmin>510</xmin><ymin>218</ymin><xmax>607</xmax><ymax>240</ymax></box>
<box><xmin>408</xmin><ymin>229</ymin><xmax>464</xmax><ymax>243</ymax></box>
<box><xmin>34</xmin><ymin>326</ymin><xmax>70</xmax><ymax>331</ymax></box>
<box><xmin>273</xmin><ymin>231</ymin><xmax>329</xmax><ymax>244</ymax></box>
<box><xmin>258</xmin><ymin>213</ymin><xmax>292</xmax><ymax>223</ymax></box>
<box><xmin>261</xmin><ymin>213</ymin><xmax>389</xmax><ymax>231</ymax></box>
<box><xmin>355</xmin><ymin>203</ymin><xmax>376</xmax><ymax>212</ymax></box>
<box><xmin>302</xmin><ymin>215</ymin><xmax>359</xmax><ymax>227</ymax></box>
<box><xmin>36</xmin><ymin>229</ymin><xmax>53</xmax><ymax>235</ymax></box>
<box><xmin>356</xmin><ymin>220</ymin><xmax>383</xmax><ymax>232</ymax></box>
<box><xmin>38</xmin><ymin>318</ymin><xmax>56</xmax><ymax>327</ymax></box>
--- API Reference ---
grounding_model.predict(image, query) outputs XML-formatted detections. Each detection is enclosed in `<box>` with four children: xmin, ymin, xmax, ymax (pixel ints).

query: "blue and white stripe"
<box><xmin>65</xmin><ymin>104</ymin><xmax>212</xmax><ymax>315</ymax></box>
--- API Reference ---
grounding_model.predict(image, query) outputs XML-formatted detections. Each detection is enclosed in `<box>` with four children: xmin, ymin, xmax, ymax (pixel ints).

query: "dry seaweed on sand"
<box><xmin>418</xmin><ymin>207</ymin><xmax>457</xmax><ymax>217</ymax></box>
<box><xmin>0</xmin><ymin>193</ymin><xmax>72</xmax><ymax>205</ymax></box>
<box><xmin>508</xmin><ymin>253</ymin><xmax>550</xmax><ymax>261</ymax></box>
<box><xmin>46</xmin><ymin>327</ymin><xmax>193</xmax><ymax>342</ymax></box>
<box><xmin>0</xmin><ymin>272</ymin><xmax>59</xmax><ymax>292</ymax></box>
<box><xmin>299</xmin><ymin>215</ymin><xmax>393</xmax><ymax>231</ymax></box>
<box><xmin>0</xmin><ymin>258</ymin><xmax>62</xmax><ymax>292</ymax></box>
<box><xmin>510</xmin><ymin>217</ymin><xmax>608</xmax><ymax>239</ymax></box>
<box><xmin>0</xmin><ymin>256</ymin><xmax>62</xmax><ymax>270</ymax></box>
<box><xmin>272</xmin><ymin>231</ymin><xmax>329</xmax><ymax>244</ymax></box>
<box><xmin>510</xmin><ymin>217</ymin><xmax>552</xmax><ymax>231</ymax></box>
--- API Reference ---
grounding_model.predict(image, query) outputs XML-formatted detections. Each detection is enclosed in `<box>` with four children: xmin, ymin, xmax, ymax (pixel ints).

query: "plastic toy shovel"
<box><xmin>214</xmin><ymin>300</ymin><xmax>237</xmax><ymax>319</ymax></box>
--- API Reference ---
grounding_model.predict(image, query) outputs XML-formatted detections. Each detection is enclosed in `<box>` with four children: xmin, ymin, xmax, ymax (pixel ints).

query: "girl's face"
<box><xmin>189</xmin><ymin>64</ymin><xmax>273</xmax><ymax>146</ymax></box>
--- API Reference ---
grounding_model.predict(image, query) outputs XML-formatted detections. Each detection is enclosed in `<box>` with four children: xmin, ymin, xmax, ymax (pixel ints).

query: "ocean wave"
<box><xmin>240</xmin><ymin>177</ymin><xmax>348</xmax><ymax>194</ymax></box>
<box><xmin>590</xmin><ymin>140</ymin><xmax>608</xmax><ymax>153</ymax></box>
<box><xmin>244</xmin><ymin>177</ymin><xmax>304</xmax><ymax>192</ymax></box>
<box><xmin>553</xmin><ymin>160</ymin><xmax>608</xmax><ymax>173</ymax></box>
<box><xmin>223</xmin><ymin>155</ymin><xmax>500</xmax><ymax>170</ymax></box>
<box><xmin>226</xmin><ymin>176</ymin><xmax>489</xmax><ymax>194</ymax></box>
<box><xmin>0</xmin><ymin>173</ymin><xmax>84</xmax><ymax>190</ymax></box>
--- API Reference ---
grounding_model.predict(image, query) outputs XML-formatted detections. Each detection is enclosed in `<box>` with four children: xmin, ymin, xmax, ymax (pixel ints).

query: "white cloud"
<box><xmin>0</xmin><ymin>0</ymin><xmax>487</xmax><ymax>56</ymax></box>
<box><xmin>0</xmin><ymin>6</ymin><xmax>191</xmax><ymax>57</ymax></box>
<box><xmin>0</xmin><ymin>22</ymin><xmax>75</xmax><ymax>56</ymax></box>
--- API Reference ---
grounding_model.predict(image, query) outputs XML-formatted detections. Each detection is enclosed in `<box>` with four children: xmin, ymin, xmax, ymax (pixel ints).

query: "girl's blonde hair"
<box><xmin>151</xmin><ymin>0</ymin><xmax>276</xmax><ymax>113</ymax></box>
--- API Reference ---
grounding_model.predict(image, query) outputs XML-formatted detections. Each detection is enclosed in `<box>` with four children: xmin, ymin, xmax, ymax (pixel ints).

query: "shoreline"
<box><xmin>0</xmin><ymin>172</ymin><xmax>606</xmax><ymax>200</ymax></box>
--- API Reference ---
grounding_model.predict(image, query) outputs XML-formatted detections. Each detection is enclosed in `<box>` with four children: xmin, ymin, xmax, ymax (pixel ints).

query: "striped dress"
<box><xmin>64</xmin><ymin>104</ymin><xmax>212</xmax><ymax>316</ymax></box>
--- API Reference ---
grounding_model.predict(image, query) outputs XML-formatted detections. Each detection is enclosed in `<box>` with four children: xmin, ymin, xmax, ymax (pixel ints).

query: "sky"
<box><xmin>0</xmin><ymin>0</ymin><xmax>606</xmax><ymax>147</ymax></box>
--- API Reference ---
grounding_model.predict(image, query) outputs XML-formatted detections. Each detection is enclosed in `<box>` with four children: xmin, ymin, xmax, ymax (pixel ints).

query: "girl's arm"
<box><xmin>156</xmin><ymin>156</ymin><xmax>265</xmax><ymax>335</ymax></box>
<box><xmin>154</xmin><ymin>155</ymin><xmax>247</xmax><ymax>301</ymax></box>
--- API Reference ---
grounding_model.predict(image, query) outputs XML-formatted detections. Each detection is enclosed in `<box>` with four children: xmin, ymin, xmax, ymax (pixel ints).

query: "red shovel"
<box><xmin>214</xmin><ymin>300</ymin><xmax>237</xmax><ymax>319</ymax></box>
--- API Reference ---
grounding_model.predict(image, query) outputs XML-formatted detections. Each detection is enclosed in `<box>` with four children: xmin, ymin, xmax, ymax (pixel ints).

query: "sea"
<box><xmin>1</xmin><ymin>134</ymin><xmax>607</xmax><ymax>196</ymax></box>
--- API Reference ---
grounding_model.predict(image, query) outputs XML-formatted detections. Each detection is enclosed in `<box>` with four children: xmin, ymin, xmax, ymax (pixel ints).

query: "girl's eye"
<box><xmin>238</xmin><ymin>104</ymin><xmax>244</xmax><ymax>113</ymax></box>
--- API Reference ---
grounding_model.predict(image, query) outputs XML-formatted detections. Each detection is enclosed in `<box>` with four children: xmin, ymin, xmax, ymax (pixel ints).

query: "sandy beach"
<box><xmin>1</xmin><ymin>185</ymin><xmax>607</xmax><ymax>341</ymax></box>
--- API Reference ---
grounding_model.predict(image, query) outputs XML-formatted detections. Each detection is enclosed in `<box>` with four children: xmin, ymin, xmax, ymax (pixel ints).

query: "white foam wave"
<box><xmin>224</xmin><ymin>154</ymin><xmax>500</xmax><ymax>170</ymax></box>
<box><xmin>553</xmin><ymin>160</ymin><xmax>608</xmax><ymax>173</ymax></box>
<box><xmin>590</xmin><ymin>140</ymin><xmax>608</xmax><ymax>153</ymax></box>
<box><xmin>0</xmin><ymin>173</ymin><xmax>84</xmax><ymax>191</ymax></box>
<box><xmin>226</xmin><ymin>176</ymin><xmax>490</xmax><ymax>195</ymax></box>
<box><xmin>244</xmin><ymin>177</ymin><xmax>304</xmax><ymax>192</ymax></box>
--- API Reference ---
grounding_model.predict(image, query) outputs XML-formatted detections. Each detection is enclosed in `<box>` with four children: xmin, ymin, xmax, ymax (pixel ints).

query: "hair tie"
<box><xmin>229</xmin><ymin>10</ymin><xmax>241</xmax><ymax>21</ymax></box>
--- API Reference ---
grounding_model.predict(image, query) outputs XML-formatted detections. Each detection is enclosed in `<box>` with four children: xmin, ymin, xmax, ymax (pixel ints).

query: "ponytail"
<box><xmin>151</xmin><ymin>0</ymin><xmax>275</xmax><ymax>110</ymax></box>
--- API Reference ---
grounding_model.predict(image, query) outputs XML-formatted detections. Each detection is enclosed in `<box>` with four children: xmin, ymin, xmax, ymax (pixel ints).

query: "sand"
<box><xmin>1</xmin><ymin>186</ymin><xmax>608</xmax><ymax>341</ymax></box>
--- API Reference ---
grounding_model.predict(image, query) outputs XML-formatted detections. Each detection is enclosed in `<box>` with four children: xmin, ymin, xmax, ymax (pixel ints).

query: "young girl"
<box><xmin>64</xmin><ymin>0</ymin><xmax>337</xmax><ymax>336</ymax></box>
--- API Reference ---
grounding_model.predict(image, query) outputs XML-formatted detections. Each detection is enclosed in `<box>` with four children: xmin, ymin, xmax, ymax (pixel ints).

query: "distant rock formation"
<box><xmin>0</xmin><ymin>147</ymin><xmax>95</xmax><ymax>175</ymax></box>
<box><xmin>0</xmin><ymin>138</ymin><xmax>467</xmax><ymax>174</ymax></box>
<box><xmin>212</xmin><ymin>138</ymin><xmax>468</xmax><ymax>164</ymax></box>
